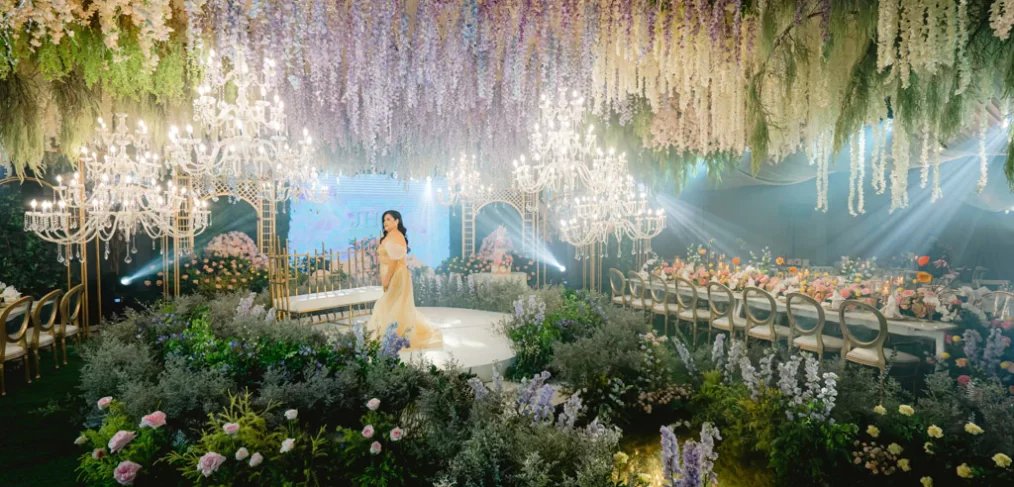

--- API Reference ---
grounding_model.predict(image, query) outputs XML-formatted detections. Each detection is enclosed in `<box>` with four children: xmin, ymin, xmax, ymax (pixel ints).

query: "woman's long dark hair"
<box><xmin>380</xmin><ymin>210</ymin><xmax>409</xmax><ymax>250</ymax></box>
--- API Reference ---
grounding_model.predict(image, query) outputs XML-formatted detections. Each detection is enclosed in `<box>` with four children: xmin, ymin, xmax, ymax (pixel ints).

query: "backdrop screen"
<box><xmin>287</xmin><ymin>175</ymin><xmax>450</xmax><ymax>267</ymax></box>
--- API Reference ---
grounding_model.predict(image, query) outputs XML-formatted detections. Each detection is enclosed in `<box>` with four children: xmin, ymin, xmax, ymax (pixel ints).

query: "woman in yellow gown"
<box><xmin>367</xmin><ymin>210</ymin><xmax>442</xmax><ymax>350</ymax></box>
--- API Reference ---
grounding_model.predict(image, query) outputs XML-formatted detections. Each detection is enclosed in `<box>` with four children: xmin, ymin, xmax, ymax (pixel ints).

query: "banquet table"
<box><xmin>637</xmin><ymin>280</ymin><xmax>957</xmax><ymax>356</ymax></box>
<box><xmin>470</xmin><ymin>272</ymin><xmax>528</xmax><ymax>285</ymax></box>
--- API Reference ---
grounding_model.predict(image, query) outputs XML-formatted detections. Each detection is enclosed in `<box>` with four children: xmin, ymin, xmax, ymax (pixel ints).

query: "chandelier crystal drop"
<box><xmin>24</xmin><ymin>113</ymin><xmax>210</xmax><ymax>263</ymax></box>
<box><xmin>166</xmin><ymin>48</ymin><xmax>325</xmax><ymax>203</ymax></box>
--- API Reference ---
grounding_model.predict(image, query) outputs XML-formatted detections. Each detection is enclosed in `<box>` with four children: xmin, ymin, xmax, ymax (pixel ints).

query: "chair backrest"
<box><xmin>1</xmin><ymin>296</ymin><xmax>34</xmax><ymax>362</ymax></box>
<box><xmin>608</xmin><ymin>268</ymin><xmax>627</xmax><ymax>298</ymax></box>
<box><xmin>30</xmin><ymin>289</ymin><xmax>63</xmax><ymax>347</ymax></box>
<box><xmin>982</xmin><ymin>291</ymin><xmax>1014</xmax><ymax>319</ymax></box>
<box><xmin>838</xmin><ymin>299</ymin><xmax>889</xmax><ymax>366</ymax></box>
<box><xmin>674</xmin><ymin>277</ymin><xmax>698</xmax><ymax>313</ymax></box>
<box><xmin>627</xmin><ymin>271</ymin><xmax>646</xmax><ymax>300</ymax></box>
<box><xmin>648</xmin><ymin>273</ymin><xmax>668</xmax><ymax>306</ymax></box>
<box><xmin>59</xmin><ymin>284</ymin><xmax>85</xmax><ymax>336</ymax></box>
<box><xmin>742</xmin><ymin>287</ymin><xmax>777</xmax><ymax>337</ymax></box>
<box><xmin>786</xmin><ymin>292</ymin><xmax>826</xmax><ymax>345</ymax></box>
<box><xmin>707</xmin><ymin>281</ymin><xmax>735</xmax><ymax>319</ymax></box>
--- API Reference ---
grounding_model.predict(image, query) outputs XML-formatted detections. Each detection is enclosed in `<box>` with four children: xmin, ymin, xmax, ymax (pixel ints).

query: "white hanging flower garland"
<box><xmin>978</xmin><ymin>112</ymin><xmax>989</xmax><ymax>193</ymax></box>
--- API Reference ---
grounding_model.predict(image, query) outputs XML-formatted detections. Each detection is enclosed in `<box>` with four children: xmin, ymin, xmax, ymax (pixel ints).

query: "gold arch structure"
<box><xmin>0</xmin><ymin>175</ymin><xmax>94</xmax><ymax>332</ymax></box>
<box><xmin>164</xmin><ymin>176</ymin><xmax>277</xmax><ymax>298</ymax></box>
<box><xmin>459</xmin><ymin>188</ymin><xmax>546</xmax><ymax>287</ymax></box>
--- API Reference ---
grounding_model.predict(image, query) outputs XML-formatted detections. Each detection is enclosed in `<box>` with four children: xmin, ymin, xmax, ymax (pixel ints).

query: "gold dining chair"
<box><xmin>838</xmin><ymin>299</ymin><xmax>919</xmax><ymax>373</ymax></box>
<box><xmin>1</xmin><ymin>296</ymin><xmax>34</xmax><ymax>396</ymax></box>
<box><xmin>57</xmin><ymin>284</ymin><xmax>85</xmax><ymax>365</ymax></box>
<box><xmin>786</xmin><ymin>292</ymin><xmax>842</xmax><ymax>361</ymax></box>
<box><xmin>627</xmin><ymin>271</ymin><xmax>653</xmax><ymax>318</ymax></box>
<box><xmin>609</xmin><ymin>268</ymin><xmax>630</xmax><ymax>308</ymax></box>
<box><xmin>28</xmin><ymin>289</ymin><xmax>63</xmax><ymax>379</ymax></box>
<box><xmin>674</xmin><ymin>277</ymin><xmax>704</xmax><ymax>345</ymax></box>
<box><xmin>708</xmin><ymin>281</ymin><xmax>747</xmax><ymax>343</ymax></box>
<box><xmin>982</xmin><ymin>291</ymin><xmax>1013</xmax><ymax>319</ymax></box>
<box><xmin>648</xmin><ymin>274</ymin><xmax>675</xmax><ymax>334</ymax></box>
<box><xmin>745</xmin><ymin>286</ymin><xmax>792</xmax><ymax>348</ymax></box>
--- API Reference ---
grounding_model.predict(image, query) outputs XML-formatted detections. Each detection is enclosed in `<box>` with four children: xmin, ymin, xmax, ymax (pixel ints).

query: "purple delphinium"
<box><xmin>533</xmin><ymin>384</ymin><xmax>555</xmax><ymax>423</ymax></box>
<box><xmin>711</xmin><ymin>334</ymin><xmax>726</xmax><ymax>371</ymax></box>
<box><xmin>467</xmin><ymin>377</ymin><xmax>488</xmax><ymax>400</ymax></box>
<box><xmin>660</xmin><ymin>425</ymin><xmax>681</xmax><ymax>482</ymax></box>
<box><xmin>673</xmin><ymin>338</ymin><xmax>697</xmax><ymax>375</ymax></box>
<box><xmin>981</xmin><ymin>327</ymin><xmax>1007</xmax><ymax>374</ymax></box>
<box><xmin>725</xmin><ymin>338</ymin><xmax>743</xmax><ymax>382</ymax></box>
<box><xmin>963</xmin><ymin>329</ymin><xmax>982</xmax><ymax>363</ymax></box>
<box><xmin>378</xmin><ymin>322</ymin><xmax>410</xmax><ymax>359</ymax></box>
<box><xmin>516</xmin><ymin>371</ymin><xmax>551</xmax><ymax>415</ymax></box>
<box><xmin>353</xmin><ymin>323</ymin><xmax>367</xmax><ymax>359</ymax></box>
<box><xmin>678</xmin><ymin>441</ymin><xmax>703</xmax><ymax>487</ymax></box>
<box><xmin>699</xmin><ymin>423</ymin><xmax>722</xmax><ymax>485</ymax></box>
<box><xmin>557</xmin><ymin>392</ymin><xmax>583</xmax><ymax>429</ymax></box>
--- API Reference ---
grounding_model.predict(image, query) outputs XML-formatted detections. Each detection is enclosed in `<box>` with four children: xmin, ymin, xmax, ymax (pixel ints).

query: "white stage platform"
<box><xmin>330</xmin><ymin>307</ymin><xmax>515</xmax><ymax>382</ymax></box>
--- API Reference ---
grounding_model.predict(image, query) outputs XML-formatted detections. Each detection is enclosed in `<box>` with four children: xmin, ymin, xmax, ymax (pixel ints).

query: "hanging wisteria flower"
<box><xmin>113</xmin><ymin>460</ymin><xmax>142</xmax><ymax>486</ymax></box>
<box><xmin>362</xmin><ymin>425</ymin><xmax>375</xmax><ymax>438</ymax></box>
<box><xmin>196</xmin><ymin>452</ymin><xmax>226</xmax><ymax>477</ymax></box>
<box><xmin>367</xmin><ymin>398</ymin><xmax>381</xmax><ymax>411</ymax></box>
<box><xmin>390</xmin><ymin>427</ymin><xmax>404</xmax><ymax>442</ymax></box>
<box><xmin>280</xmin><ymin>438</ymin><xmax>295</xmax><ymax>453</ymax></box>
<box><xmin>223</xmin><ymin>423</ymin><xmax>240</xmax><ymax>435</ymax></box>
<box><xmin>97</xmin><ymin>397</ymin><xmax>113</xmax><ymax>410</ymax></box>
<box><xmin>965</xmin><ymin>422</ymin><xmax>984</xmax><ymax>435</ymax></box>
<box><xmin>139</xmin><ymin>411</ymin><xmax>166</xmax><ymax>429</ymax></box>
<box><xmin>235</xmin><ymin>447</ymin><xmax>249</xmax><ymax>461</ymax></box>
<box><xmin>248</xmin><ymin>452</ymin><xmax>263</xmax><ymax>467</ymax></box>
<box><xmin>898</xmin><ymin>405</ymin><xmax>914</xmax><ymax>416</ymax></box>
<box><xmin>370</xmin><ymin>441</ymin><xmax>383</xmax><ymax>455</ymax></box>
<box><xmin>108</xmin><ymin>431</ymin><xmax>137</xmax><ymax>453</ymax></box>
<box><xmin>284</xmin><ymin>409</ymin><xmax>298</xmax><ymax>421</ymax></box>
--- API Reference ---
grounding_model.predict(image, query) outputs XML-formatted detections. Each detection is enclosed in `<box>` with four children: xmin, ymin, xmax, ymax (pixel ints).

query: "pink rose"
<box><xmin>362</xmin><ymin>425</ymin><xmax>375</xmax><ymax>438</ymax></box>
<box><xmin>108</xmin><ymin>431</ymin><xmax>137</xmax><ymax>453</ymax></box>
<box><xmin>370</xmin><ymin>441</ymin><xmax>382</xmax><ymax>455</ymax></box>
<box><xmin>390</xmin><ymin>427</ymin><xmax>404</xmax><ymax>442</ymax></box>
<box><xmin>97</xmin><ymin>397</ymin><xmax>113</xmax><ymax>410</ymax></box>
<box><xmin>280</xmin><ymin>438</ymin><xmax>295</xmax><ymax>453</ymax></box>
<box><xmin>248</xmin><ymin>452</ymin><xmax>263</xmax><ymax>467</ymax></box>
<box><xmin>92</xmin><ymin>448</ymin><xmax>106</xmax><ymax>460</ymax></box>
<box><xmin>222</xmin><ymin>423</ymin><xmax>240</xmax><ymax>435</ymax></box>
<box><xmin>139</xmin><ymin>411</ymin><xmax>166</xmax><ymax>429</ymax></box>
<box><xmin>367</xmin><ymin>398</ymin><xmax>381</xmax><ymax>411</ymax></box>
<box><xmin>113</xmin><ymin>460</ymin><xmax>142</xmax><ymax>485</ymax></box>
<box><xmin>196</xmin><ymin>452</ymin><xmax>226</xmax><ymax>477</ymax></box>
<box><xmin>840</xmin><ymin>289</ymin><xmax>852</xmax><ymax>299</ymax></box>
<box><xmin>957</xmin><ymin>375</ymin><xmax>971</xmax><ymax>386</ymax></box>
<box><xmin>902</xmin><ymin>290</ymin><xmax>916</xmax><ymax>298</ymax></box>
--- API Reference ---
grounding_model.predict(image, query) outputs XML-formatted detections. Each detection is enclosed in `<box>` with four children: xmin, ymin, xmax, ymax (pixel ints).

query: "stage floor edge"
<box><xmin>394</xmin><ymin>307</ymin><xmax>515</xmax><ymax>382</ymax></box>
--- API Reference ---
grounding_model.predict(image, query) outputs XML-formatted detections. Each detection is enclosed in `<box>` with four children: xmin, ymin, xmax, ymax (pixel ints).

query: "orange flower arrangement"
<box><xmin>917</xmin><ymin>256</ymin><xmax>930</xmax><ymax>266</ymax></box>
<box><xmin>776</xmin><ymin>257</ymin><xmax>785</xmax><ymax>265</ymax></box>
<box><xmin>731</xmin><ymin>257</ymin><xmax>741</xmax><ymax>265</ymax></box>
<box><xmin>788</xmin><ymin>267</ymin><xmax>798</xmax><ymax>275</ymax></box>
<box><xmin>916</xmin><ymin>272</ymin><xmax>932</xmax><ymax>283</ymax></box>
<box><xmin>698</xmin><ymin>248</ymin><xmax>707</xmax><ymax>255</ymax></box>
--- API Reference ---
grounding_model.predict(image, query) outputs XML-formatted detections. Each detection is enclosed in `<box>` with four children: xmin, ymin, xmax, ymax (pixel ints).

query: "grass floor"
<box><xmin>0</xmin><ymin>346</ymin><xmax>84</xmax><ymax>487</ymax></box>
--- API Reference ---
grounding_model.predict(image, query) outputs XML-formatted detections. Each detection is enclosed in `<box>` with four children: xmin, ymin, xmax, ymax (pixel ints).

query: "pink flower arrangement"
<box><xmin>108</xmin><ymin>431</ymin><xmax>137</xmax><ymax>453</ymax></box>
<box><xmin>196</xmin><ymin>452</ymin><xmax>226</xmax><ymax>477</ymax></box>
<box><xmin>902</xmin><ymin>290</ymin><xmax>916</xmax><ymax>298</ymax></box>
<box><xmin>362</xmin><ymin>425</ymin><xmax>375</xmax><ymax>438</ymax></box>
<box><xmin>957</xmin><ymin>375</ymin><xmax>971</xmax><ymax>386</ymax></box>
<box><xmin>370</xmin><ymin>441</ymin><xmax>383</xmax><ymax>454</ymax></box>
<box><xmin>203</xmin><ymin>232</ymin><xmax>268</xmax><ymax>269</ymax></box>
<box><xmin>113</xmin><ymin>460</ymin><xmax>142</xmax><ymax>485</ymax></box>
<box><xmin>390</xmin><ymin>427</ymin><xmax>404</xmax><ymax>442</ymax></box>
<box><xmin>97</xmin><ymin>397</ymin><xmax>113</xmax><ymax>410</ymax></box>
<box><xmin>840</xmin><ymin>288</ymin><xmax>852</xmax><ymax>299</ymax></box>
<box><xmin>222</xmin><ymin>423</ymin><xmax>240</xmax><ymax>435</ymax></box>
<box><xmin>139</xmin><ymin>411</ymin><xmax>166</xmax><ymax>429</ymax></box>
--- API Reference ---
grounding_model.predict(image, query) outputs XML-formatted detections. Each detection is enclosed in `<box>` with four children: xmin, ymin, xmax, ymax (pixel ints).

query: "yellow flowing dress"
<box><xmin>367</xmin><ymin>240</ymin><xmax>443</xmax><ymax>350</ymax></box>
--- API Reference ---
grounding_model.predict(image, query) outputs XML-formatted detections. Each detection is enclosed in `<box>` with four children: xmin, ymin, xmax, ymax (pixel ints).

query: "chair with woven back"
<box><xmin>627</xmin><ymin>271</ymin><xmax>652</xmax><ymax>318</ymax></box>
<box><xmin>708</xmin><ymin>281</ymin><xmax>747</xmax><ymax>343</ymax></box>
<box><xmin>608</xmin><ymin>268</ymin><xmax>629</xmax><ymax>308</ymax></box>
<box><xmin>673</xmin><ymin>277</ymin><xmax>704</xmax><ymax>345</ymax></box>
<box><xmin>838</xmin><ymin>299</ymin><xmax>919</xmax><ymax>373</ymax></box>
<box><xmin>648</xmin><ymin>274</ymin><xmax>676</xmax><ymax>334</ymax></box>
<box><xmin>1</xmin><ymin>296</ymin><xmax>35</xmax><ymax>396</ymax></box>
<box><xmin>786</xmin><ymin>292</ymin><xmax>843</xmax><ymax>361</ymax></box>
<box><xmin>57</xmin><ymin>284</ymin><xmax>85</xmax><ymax>365</ymax></box>
<box><xmin>744</xmin><ymin>286</ymin><xmax>792</xmax><ymax>348</ymax></box>
<box><xmin>28</xmin><ymin>289</ymin><xmax>63</xmax><ymax>379</ymax></box>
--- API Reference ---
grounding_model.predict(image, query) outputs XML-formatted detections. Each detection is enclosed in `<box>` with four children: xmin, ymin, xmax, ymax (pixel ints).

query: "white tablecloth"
<box><xmin>470</xmin><ymin>272</ymin><xmax>528</xmax><ymax>285</ymax></box>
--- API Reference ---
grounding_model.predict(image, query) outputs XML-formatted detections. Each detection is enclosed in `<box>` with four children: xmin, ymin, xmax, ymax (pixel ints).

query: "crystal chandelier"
<box><xmin>437</xmin><ymin>154</ymin><xmax>492</xmax><ymax>205</ymax></box>
<box><xmin>24</xmin><ymin>114</ymin><xmax>210</xmax><ymax>263</ymax></box>
<box><xmin>166</xmin><ymin>48</ymin><xmax>325</xmax><ymax>203</ymax></box>
<box><xmin>557</xmin><ymin>150</ymin><xmax>666</xmax><ymax>251</ymax></box>
<box><xmin>512</xmin><ymin>89</ymin><xmax>598</xmax><ymax>196</ymax></box>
